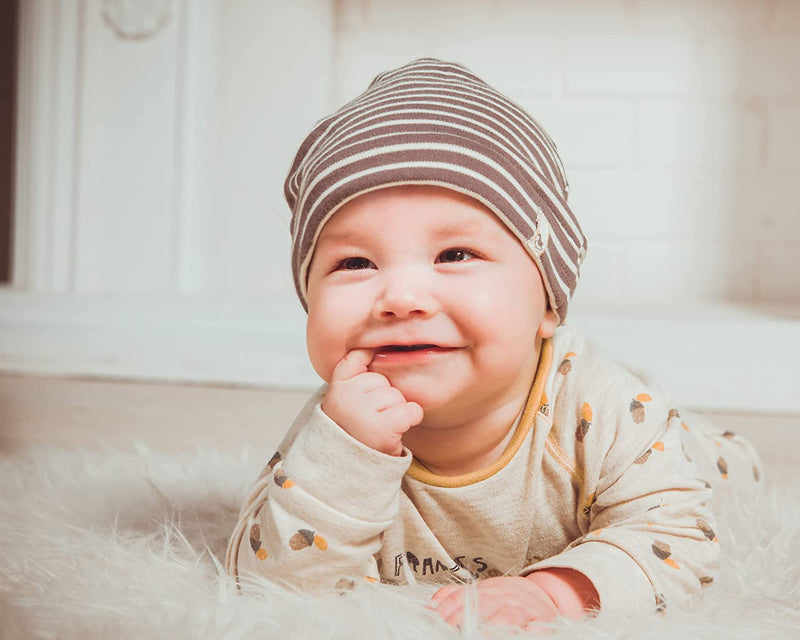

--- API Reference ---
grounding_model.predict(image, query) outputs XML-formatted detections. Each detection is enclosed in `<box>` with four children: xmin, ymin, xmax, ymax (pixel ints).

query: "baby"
<box><xmin>226</xmin><ymin>58</ymin><xmax>761</xmax><ymax>629</ymax></box>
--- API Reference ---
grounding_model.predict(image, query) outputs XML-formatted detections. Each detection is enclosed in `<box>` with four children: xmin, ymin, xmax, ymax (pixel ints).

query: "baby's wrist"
<box><xmin>525</xmin><ymin>568</ymin><xmax>599</xmax><ymax>618</ymax></box>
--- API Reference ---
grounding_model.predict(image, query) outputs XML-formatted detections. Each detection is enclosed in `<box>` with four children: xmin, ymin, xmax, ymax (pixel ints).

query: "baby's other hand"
<box><xmin>322</xmin><ymin>349</ymin><xmax>423</xmax><ymax>456</ymax></box>
<box><xmin>431</xmin><ymin>577</ymin><xmax>558</xmax><ymax>634</ymax></box>
<box><xmin>431</xmin><ymin>571</ymin><xmax>597</xmax><ymax>632</ymax></box>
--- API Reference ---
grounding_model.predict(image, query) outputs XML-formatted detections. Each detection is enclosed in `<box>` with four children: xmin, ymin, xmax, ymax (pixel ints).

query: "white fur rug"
<box><xmin>1</xmin><ymin>445</ymin><xmax>799</xmax><ymax>639</ymax></box>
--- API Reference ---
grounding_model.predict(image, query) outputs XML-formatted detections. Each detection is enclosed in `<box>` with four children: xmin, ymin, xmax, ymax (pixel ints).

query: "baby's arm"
<box><xmin>524</xmin><ymin>383</ymin><xmax>718</xmax><ymax>616</ymax></box>
<box><xmin>226</xmin><ymin>350</ymin><xmax>422</xmax><ymax>591</ymax></box>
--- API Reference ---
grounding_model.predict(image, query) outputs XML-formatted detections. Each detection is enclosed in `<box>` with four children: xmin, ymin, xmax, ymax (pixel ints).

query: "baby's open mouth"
<box><xmin>380</xmin><ymin>344</ymin><xmax>439</xmax><ymax>352</ymax></box>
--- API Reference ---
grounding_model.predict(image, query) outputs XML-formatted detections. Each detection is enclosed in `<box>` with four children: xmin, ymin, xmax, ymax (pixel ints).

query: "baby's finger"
<box><xmin>431</xmin><ymin>584</ymin><xmax>462</xmax><ymax>605</ymax></box>
<box><xmin>365</xmin><ymin>386</ymin><xmax>408</xmax><ymax>412</ymax></box>
<box><xmin>378</xmin><ymin>401</ymin><xmax>424</xmax><ymax>430</ymax></box>
<box><xmin>431</xmin><ymin>591</ymin><xmax>464</xmax><ymax>627</ymax></box>
<box><xmin>331</xmin><ymin>348</ymin><xmax>375</xmax><ymax>382</ymax></box>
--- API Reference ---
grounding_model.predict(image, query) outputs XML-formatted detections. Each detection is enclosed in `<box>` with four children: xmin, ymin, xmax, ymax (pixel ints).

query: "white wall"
<box><xmin>333</xmin><ymin>0</ymin><xmax>800</xmax><ymax>308</ymax></box>
<box><xmin>1</xmin><ymin>0</ymin><xmax>799</xmax><ymax>412</ymax></box>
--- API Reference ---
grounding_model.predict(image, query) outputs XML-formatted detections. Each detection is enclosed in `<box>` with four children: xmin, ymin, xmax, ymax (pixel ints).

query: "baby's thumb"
<box><xmin>331</xmin><ymin>348</ymin><xmax>375</xmax><ymax>382</ymax></box>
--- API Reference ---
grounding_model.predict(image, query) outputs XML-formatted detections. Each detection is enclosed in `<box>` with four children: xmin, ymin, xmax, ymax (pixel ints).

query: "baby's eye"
<box><xmin>436</xmin><ymin>248</ymin><xmax>477</xmax><ymax>263</ymax></box>
<box><xmin>336</xmin><ymin>256</ymin><xmax>376</xmax><ymax>271</ymax></box>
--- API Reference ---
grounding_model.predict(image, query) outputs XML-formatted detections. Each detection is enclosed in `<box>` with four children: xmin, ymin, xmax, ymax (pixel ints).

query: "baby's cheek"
<box><xmin>306</xmin><ymin>318</ymin><xmax>339</xmax><ymax>383</ymax></box>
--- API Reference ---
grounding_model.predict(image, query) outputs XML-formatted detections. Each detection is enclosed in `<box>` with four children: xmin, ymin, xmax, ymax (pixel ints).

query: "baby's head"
<box><xmin>286</xmin><ymin>58</ymin><xmax>586</xmax><ymax>323</ymax></box>
<box><xmin>284</xmin><ymin>59</ymin><xmax>587</xmax><ymax>411</ymax></box>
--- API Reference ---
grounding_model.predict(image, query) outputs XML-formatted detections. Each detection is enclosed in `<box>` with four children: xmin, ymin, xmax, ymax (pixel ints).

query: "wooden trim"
<box><xmin>13</xmin><ymin>0</ymin><xmax>83</xmax><ymax>291</ymax></box>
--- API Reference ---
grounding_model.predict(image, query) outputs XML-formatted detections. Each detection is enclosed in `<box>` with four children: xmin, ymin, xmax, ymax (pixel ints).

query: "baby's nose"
<box><xmin>372</xmin><ymin>271</ymin><xmax>440</xmax><ymax>320</ymax></box>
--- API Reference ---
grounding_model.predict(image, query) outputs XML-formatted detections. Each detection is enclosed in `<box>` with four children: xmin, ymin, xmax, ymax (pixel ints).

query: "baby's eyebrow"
<box><xmin>314</xmin><ymin>230</ymin><xmax>369</xmax><ymax>252</ymax></box>
<box><xmin>431</xmin><ymin>221</ymin><xmax>507</xmax><ymax>244</ymax></box>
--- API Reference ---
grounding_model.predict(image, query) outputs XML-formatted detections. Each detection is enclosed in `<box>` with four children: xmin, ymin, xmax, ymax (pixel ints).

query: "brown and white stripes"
<box><xmin>285</xmin><ymin>58</ymin><xmax>587</xmax><ymax>324</ymax></box>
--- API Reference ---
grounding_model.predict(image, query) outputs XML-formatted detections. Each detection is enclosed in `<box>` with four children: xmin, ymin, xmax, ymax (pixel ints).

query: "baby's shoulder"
<box><xmin>547</xmin><ymin>324</ymin><xmax>676</xmax><ymax>430</ymax></box>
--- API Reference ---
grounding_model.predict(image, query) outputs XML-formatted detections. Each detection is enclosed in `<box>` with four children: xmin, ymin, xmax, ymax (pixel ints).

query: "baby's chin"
<box><xmin>384</xmin><ymin>379</ymin><xmax>464</xmax><ymax>422</ymax></box>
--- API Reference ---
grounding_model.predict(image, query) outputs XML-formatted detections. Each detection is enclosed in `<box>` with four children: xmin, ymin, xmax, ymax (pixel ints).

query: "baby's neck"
<box><xmin>402</xmin><ymin>399</ymin><xmax>525</xmax><ymax>477</ymax></box>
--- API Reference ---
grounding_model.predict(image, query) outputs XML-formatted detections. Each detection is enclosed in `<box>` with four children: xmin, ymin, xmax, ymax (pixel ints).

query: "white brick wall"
<box><xmin>334</xmin><ymin>0</ymin><xmax>800</xmax><ymax>307</ymax></box>
<box><xmin>5</xmin><ymin>0</ymin><xmax>798</xmax><ymax>407</ymax></box>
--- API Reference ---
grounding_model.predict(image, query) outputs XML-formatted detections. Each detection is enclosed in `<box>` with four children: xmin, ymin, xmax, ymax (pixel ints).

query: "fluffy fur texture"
<box><xmin>1</xmin><ymin>445</ymin><xmax>798</xmax><ymax>639</ymax></box>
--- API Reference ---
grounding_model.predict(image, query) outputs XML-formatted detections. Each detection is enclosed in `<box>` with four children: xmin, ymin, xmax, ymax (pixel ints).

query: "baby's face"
<box><xmin>305</xmin><ymin>185</ymin><xmax>556</xmax><ymax>425</ymax></box>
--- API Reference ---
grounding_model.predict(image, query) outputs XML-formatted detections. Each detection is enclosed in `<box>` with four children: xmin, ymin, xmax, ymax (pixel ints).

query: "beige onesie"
<box><xmin>226</xmin><ymin>324</ymin><xmax>761</xmax><ymax>616</ymax></box>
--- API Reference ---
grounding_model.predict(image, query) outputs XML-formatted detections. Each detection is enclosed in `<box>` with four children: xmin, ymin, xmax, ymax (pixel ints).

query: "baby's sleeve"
<box><xmin>524</xmin><ymin>374</ymin><xmax>719</xmax><ymax>617</ymax></box>
<box><xmin>226</xmin><ymin>391</ymin><xmax>411</xmax><ymax>592</ymax></box>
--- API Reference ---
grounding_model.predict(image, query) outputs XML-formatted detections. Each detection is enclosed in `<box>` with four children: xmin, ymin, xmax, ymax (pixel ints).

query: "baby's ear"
<box><xmin>537</xmin><ymin>309</ymin><xmax>558</xmax><ymax>339</ymax></box>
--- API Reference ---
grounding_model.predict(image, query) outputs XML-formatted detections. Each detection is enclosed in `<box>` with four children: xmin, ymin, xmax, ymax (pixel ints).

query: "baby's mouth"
<box><xmin>372</xmin><ymin>344</ymin><xmax>454</xmax><ymax>362</ymax></box>
<box><xmin>379</xmin><ymin>344</ymin><xmax>439</xmax><ymax>352</ymax></box>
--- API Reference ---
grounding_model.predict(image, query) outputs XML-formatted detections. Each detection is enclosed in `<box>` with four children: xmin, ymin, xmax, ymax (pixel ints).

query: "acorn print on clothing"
<box><xmin>576</xmin><ymin>403</ymin><xmax>592</xmax><ymax>442</ymax></box>
<box><xmin>538</xmin><ymin>392</ymin><xmax>551</xmax><ymax>417</ymax></box>
<box><xmin>630</xmin><ymin>393</ymin><xmax>652</xmax><ymax>424</ymax></box>
<box><xmin>635</xmin><ymin>441</ymin><xmax>664</xmax><ymax>465</ymax></box>
<box><xmin>696</xmin><ymin>518</ymin><xmax>718</xmax><ymax>542</ymax></box>
<box><xmin>668</xmin><ymin>408</ymin><xmax>680</xmax><ymax>421</ymax></box>
<box><xmin>717</xmin><ymin>457</ymin><xmax>729</xmax><ymax>479</ymax></box>
<box><xmin>273</xmin><ymin>467</ymin><xmax>295</xmax><ymax>489</ymax></box>
<box><xmin>289</xmin><ymin>529</ymin><xmax>328</xmax><ymax>551</ymax></box>
<box><xmin>699</xmin><ymin>576</ymin><xmax>714</xmax><ymax>587</ymax></box>
<box><xmin>753</xmin><ymin>465</ymin><xmax>761</xmax><ymax>481</ymax></box>
<box><xmin>256</xmin><ymin>451</ymin><xmax>283</xmax><ymax>481</ymax></box>
<box><xmin>583</xmin><ymin>492</ymin><xmax>597</xmax><ymax>517</ymax></box>
<box><xmin>335</xmin><ymin>578</ymin><xmax>356</xmax><ymax>591</ymax></box>
<box><xmin>655</xmin><ymin>593</ymin><xmax>667</xmax><ymax>616</ymax></box>
<box><xmin>250</xmin><ymin>523</ymin><xmax>268</xmax><ymax>561</ymax></box>
<box><xmin>652</xmin><ymin>541</ymin><xmax>680</xmax><ymax>569</ymax></box>
<box><xmin>558</xmin><ymin>352</ymin><xmax>578</xmax><ymax>375</ymax></box>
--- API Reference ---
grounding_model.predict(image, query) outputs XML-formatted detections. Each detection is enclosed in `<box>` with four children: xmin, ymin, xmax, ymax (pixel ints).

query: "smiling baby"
<box><xmin>226</xmin><ymin>58</ymin><xmax>761</xmax><ymax>630</ymax></box>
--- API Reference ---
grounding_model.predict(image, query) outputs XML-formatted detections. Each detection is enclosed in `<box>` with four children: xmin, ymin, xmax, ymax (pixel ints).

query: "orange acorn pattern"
<box><xmin>558</xmin><ymin>352</ymin><xmax>578</xmax><ymax>375</ymax></box>
<box><xmin>652</xmin><ymin>541</ymin><xmax>680</xmax><ymax>569</ymax></box>
<box><xmin>289</xmin><ymin>529</ymin><xmax>328</xmax><ymax>551</ymax></box>
<box><xmin>538</xmin><ymin>392</ymin><xmax>551</xmax><ymax>417</ymax></box>
<box><xmin>699</xmin><ymin>576</ymin><xmax>714</xmax><ymax>587</ymax></box>
<box><xmin>576</xmin><ymin>402</ymin><xmax>592</xmax><ymax>442</ymax></box>
<box><xmin>274</xmin><ymin>467</ymin><xmax>295</xmax><ymax>489</ymax></box>
<box><xmin>630</xmin><ymin>393</ymin><xmax>652</xmax><ymax>424</ymax></box>
<box><xmin>717</xmin><ymin>457</ymin><xmax>729</xmax><ymax>479</ymax></box>
<box><xmin>696</xmin><ymin>518</ymin><xmax>717</xmax><ymax>542</ymax></box>
<box><xmin>250</xmin><ymin>523</ymin><xmax>268</xmax><ymax>561</ymax></box>
<box><xmin>635</xmin><ymin>441</ymin><xmax>664</xmax><ymax>465</ymax></box>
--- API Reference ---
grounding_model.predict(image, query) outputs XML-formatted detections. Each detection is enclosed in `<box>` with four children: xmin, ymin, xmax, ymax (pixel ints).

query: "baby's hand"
<box><xmin>432</xmin><ymin>570</ymin><xmax>596</xmax><ymax>632</ymax></box>
<box><xmin>321</xmin><ymin>349</ymin><xmax>424</xmax><ymax>456</ymax></box>
<box><xmin>431</xmin><ymin>577</ymin><xmax>560</xmax><ymax>632</ymax></box>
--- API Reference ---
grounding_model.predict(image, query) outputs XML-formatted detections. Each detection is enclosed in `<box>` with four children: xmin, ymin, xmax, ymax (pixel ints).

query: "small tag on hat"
<box><xmin>528</xmin><ymin>218</ymin><xmax>550</xmax><ymax>256</ymax></box>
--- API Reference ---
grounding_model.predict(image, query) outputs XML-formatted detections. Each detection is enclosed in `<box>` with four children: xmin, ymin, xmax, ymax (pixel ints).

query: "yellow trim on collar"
<box><xmin>405</xmin><ymin>338</ymin><xmax>553</xmax><ymax>488</ymax></box>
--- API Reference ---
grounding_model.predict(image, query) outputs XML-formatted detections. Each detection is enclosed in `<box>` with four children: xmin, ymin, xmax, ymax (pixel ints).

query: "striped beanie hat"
<box><xmin>285</xmin><ymin>58</ymin><xmax>587</xmax><ymax>324</ymax></box>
